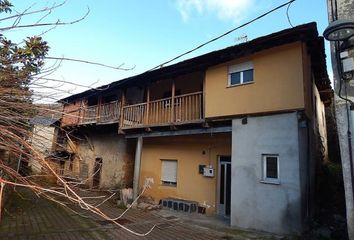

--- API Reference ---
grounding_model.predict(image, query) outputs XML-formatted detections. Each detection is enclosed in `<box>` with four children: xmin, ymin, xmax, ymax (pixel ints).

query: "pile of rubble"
<box><xmin>118</xmin><ymin>188</ymin><xmax>161</xmax><ymax>211</ymax></box>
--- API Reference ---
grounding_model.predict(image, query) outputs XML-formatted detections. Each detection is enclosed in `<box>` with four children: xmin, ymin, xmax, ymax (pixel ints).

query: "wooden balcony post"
<box><xmin>78</xmin><ymin>100</ymin><xmax>83</xmax><ymax>124</ymax></box>
<box><xmin>146</xmin><ymin>86</ymin><xmax>150</xmax><ymax>125</ymax></box>
<box><xmin>202</xmin><ymin>72</ymin><xmax>206</xmax><ymax>120</ymax></box>
<box><xmin>96</xmin><ymin>96</ymin><xmax>102</xmax><ymax>122</ymax></box>
<box><xmin>171</xmin><ymin>80</ymin><xmax>175</xmax><ymax>123</ymax></box>
<box><xmin>119</xmin><ymin>90</ymin><xmax>126</xmax><ymax>129</ymax></box>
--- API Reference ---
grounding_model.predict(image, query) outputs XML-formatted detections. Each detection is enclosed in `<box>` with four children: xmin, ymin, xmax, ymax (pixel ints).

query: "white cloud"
<box><xmin>176</xmin><ymin>0</ymin><xmax>254</xmax><ymax>23</ymax></box>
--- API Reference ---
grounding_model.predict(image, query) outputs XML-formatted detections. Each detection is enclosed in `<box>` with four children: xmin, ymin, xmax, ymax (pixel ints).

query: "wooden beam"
<box><xmin>119</xmin><ymin>90</ymin><xmax>126</xmax><ymax>131</ymax></box>
<box><xmin>171</xmin><ymin>80</ymin><xmax>175</xmax><ymax>123</ymax></box>
<box><xmin>146</xmin><ymin>86</ymin><xmax>150</xmax><ymax>125</ymax></box>
<box><xmin>96</xmin><ymin>96</ymin><xmax>102</xmax><ymax>122</ymax></box>
<box><xmin>202</xmin><ymin>71</ymin><xmax>206</xmax><ymax>120</ymax></box>
<box><xmin>124</xmin><ymin>126</ymin><xmax>232</xmax><ymax>138</ymax></box>
<box><xmin>78</xmin><ymin>100</ymin><xmax>83</xmax><ymax>124</ymax></box>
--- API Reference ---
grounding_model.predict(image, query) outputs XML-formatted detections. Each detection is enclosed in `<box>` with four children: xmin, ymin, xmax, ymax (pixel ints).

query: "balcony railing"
<box><xmin>121</xmin><ymin>91</ymin><xmax>203</xmax><ymax>129</ymax></box>
<box><xmin>98</xmin><ymin>101</ymin><xmax>121</xmax><ymax>123</ymax></box>
<box><xmin>61</xmin><ymin>100</ymin><xmax>122</xmax><ymax>126</ymax></box>
<box><xmin>81</xmin><ymin>105</ymin><xmax>97</xmax><ymax>124</ymax></box>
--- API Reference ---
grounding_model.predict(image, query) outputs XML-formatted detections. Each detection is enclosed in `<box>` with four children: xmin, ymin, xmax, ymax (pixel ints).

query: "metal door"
<box><xmin>218</xmin><ymin>156</ymin><xmax>231</xmax><ymax>216</ymax></box>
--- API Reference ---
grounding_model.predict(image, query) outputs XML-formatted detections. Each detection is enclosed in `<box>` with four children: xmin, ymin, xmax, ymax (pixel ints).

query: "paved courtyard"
<box><xmin>0</xmin><ymin>188</ymin><xmax>287</xmax><ymax>240</ymax></box>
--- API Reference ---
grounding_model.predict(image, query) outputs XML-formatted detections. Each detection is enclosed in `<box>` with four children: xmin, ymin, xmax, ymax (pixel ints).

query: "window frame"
<box><xmin>228</xmin><ymin>61</ymin><xmax>254</xmax><ymax>87</ymax></box>
<box><xmin>261</xmin><ymin>154</ymin><xmax>280</xmax><ymax>185</ymax></box>
<box><xmin>160</xmin><ymin>159</ymin><xmax>178</xmax><ymax>187</ymax></box>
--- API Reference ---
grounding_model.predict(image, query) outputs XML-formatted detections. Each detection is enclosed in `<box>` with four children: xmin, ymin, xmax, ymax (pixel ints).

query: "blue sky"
<box><xmin>3</xmin><ymin>0</ymin><xmax>331</xmax><ymax>100</ymax></box>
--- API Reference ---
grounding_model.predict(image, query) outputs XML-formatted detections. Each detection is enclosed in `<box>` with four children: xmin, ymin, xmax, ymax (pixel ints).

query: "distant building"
<box><xmin>29</xmin><ymin>105</ymin><xmax>62</xmax><ymax>174</ymax></box>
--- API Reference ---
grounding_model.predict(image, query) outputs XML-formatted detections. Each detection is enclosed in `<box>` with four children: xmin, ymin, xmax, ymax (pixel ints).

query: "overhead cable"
<box><xmin>148</xmin><ymin>0</ymin><xmax>296</xmax><ymax>71</ymax></box>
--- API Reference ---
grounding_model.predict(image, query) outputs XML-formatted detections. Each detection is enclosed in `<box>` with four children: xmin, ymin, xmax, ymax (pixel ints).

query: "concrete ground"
<box><xmin>0</xmin><ymin>188</ymin><xmax>290</xmax><ymax>240</ymax></box>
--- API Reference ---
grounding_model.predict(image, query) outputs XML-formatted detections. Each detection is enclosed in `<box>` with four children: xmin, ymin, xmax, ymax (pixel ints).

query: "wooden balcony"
<box><xmin>62</xmin><ymin>100</ymin><xmax>121</xmax><ymax>127</ymax></box>
<box><xmin>81</xmin><ymin>100</ymin><xmax>121</xmax><ymax>125</ymax></box>
<box><xmin>121</xmin><ymin>91</ymin><xmax>203</xmax><ymax>129</ymax></box>
<box><xmin>99</xmin><ymin>101</ymin><xmax>121</xmax><ymax>123</ymax></box>
<box><xmin>81</xmin><ymin>105</ymin><xmax>97</xmax><ymax>124</ymax></box>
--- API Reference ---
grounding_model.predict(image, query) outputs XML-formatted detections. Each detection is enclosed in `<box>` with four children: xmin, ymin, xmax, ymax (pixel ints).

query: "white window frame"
<box><xmin>261</xmin><ymin>154</ymin><xmax>280</xmax><ymax>184</ymax></box>
<box><xmin>228</xmin><ymin>61</ymin><xmax>254</xmax><ymax>86</ymax></box>
<box><xmin>160</xmin><ymin>159</ymin><xmax>178</xmax><ymax>187</ymax></box>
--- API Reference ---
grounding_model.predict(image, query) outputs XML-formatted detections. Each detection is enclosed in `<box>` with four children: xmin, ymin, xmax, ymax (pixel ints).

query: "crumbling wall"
<box><xmin>30</xmin><ymin>125</ymin><xmax>56</xmax><ymax>173</ymax></box>
<box><xmin>61</xmin><ymin>101</ymin><xmax>82</xmax><ymax>127</ymax></box>
<box><xmin>73</xmin><ymin>125</ymin><xmax>134</xmax><ymax>189</ymax></box>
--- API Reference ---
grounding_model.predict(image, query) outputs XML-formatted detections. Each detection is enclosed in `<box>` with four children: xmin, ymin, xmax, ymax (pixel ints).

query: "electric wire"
<box><xmin>148</xmin><ymin>0</ymin><xmax>296</xmax><ymax>71</ymax></box>
<box><xmin>286</xmin><ymin>1</ymin><xmax>294</xmax><ymax>27</ymax></box>
<box><xmin>61</xmin><ymin>0</ymin><xmax>296</xmax><ymax>103</ymax></box>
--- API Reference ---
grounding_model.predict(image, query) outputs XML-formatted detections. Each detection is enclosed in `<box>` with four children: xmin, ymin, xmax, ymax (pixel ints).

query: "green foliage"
<box><xmin>0</xmin><ymin>0</ymin><xmax>12</xmax><ymax>13</ymax></box>
<box><xmin>0</xmin><ymin>1</ymin><xmax>49</xmax><ymax>132</ymax></box>
<box><xmin>0</xmin><ymin>34</ymin><xmax>49</xmax><ymax>108</ymax></box>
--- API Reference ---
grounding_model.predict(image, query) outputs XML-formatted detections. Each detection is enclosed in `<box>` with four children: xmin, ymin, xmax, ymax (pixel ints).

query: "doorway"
<box><xmin>217</xmin><ymin>156</ymin><xmax>231</xmax><ymax>216</ymax></box>
<box><xmin>93</xmin><ymin>157</ymin><xmax>102</xmax><ymax>188</ymax></box>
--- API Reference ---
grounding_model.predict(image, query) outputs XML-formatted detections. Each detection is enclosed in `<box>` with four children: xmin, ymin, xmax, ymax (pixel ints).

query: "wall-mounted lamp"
<box><xmin>323</xmin><ymin>19</ymin><xmax>354</xmax><ymax>80</ymax></box>
<box><xmin>323</xmin><ymin>19</ymin><xmax>354</xmax><ymax>42</ymax></box>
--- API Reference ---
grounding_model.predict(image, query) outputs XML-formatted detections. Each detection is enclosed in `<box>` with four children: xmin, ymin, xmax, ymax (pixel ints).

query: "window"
<box><xmin>161</xmin><ymin>160</ymin><xmax>177</xmax><ymax>186</ymax></box>
<box><xmin>262</xmin><ymin>154</ymin><xmax>280</xmax><ymax>184</ymax></box>
<box><xmin>228</xmin><ymin>61</ymin><xmax>254</xmax><ymax>86</ymax></box>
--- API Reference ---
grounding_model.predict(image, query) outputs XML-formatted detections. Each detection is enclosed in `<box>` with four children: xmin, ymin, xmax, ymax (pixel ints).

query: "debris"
<box><xmin>120</xmin><ymin>188</ymin><xmax>133</xmax><ymax>206</ymax></box>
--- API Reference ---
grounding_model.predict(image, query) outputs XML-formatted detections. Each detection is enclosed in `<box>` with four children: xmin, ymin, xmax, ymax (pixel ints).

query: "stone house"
<box><xmin>56</xmin><ymin>22</ymin><xmax>331</xmax><ymax>234</ymax></box>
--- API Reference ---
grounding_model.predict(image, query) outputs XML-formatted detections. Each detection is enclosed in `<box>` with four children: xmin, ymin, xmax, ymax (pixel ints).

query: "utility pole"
<box><xmin>325</xmin><ymin>1</ymin><xmax>354</xmax><ymax>239</ymax></box>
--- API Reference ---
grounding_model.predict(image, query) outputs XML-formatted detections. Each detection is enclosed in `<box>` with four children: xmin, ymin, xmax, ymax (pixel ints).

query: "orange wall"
<box><xmin>139</xmin><ymin>133</ymin><xmax>231</xmax><ymax>214</ymax></box>
<box><xmin>205</xmin><ymin>42</ymin><xmax>305</xmax><ymax>118</ymax></box>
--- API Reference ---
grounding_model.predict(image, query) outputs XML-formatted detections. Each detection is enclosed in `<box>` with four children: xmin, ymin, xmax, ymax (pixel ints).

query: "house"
<box><xmin>29</xmin><ymin>116</ymin><xmax>59</xmax><ymax>173</ymax></box>
<box><xmin>28</xmin><ymin>104</ymin><xmax>63</xmax><ymax>174</ymax></box>
<box><xmin>57</xmin><ymin>22</ymin><xmax>331</xmax><ymax>234</ymax></box>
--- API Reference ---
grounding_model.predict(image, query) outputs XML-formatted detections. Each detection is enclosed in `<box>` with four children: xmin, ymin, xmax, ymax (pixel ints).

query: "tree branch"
<box><xmin>45</xmin><ymin>56</ymin><xmax>135</xmax><ymax>71</ymax></box>
<box><xmin>0</xmin><ymin>6</ymin><xmax>90</xmax><ymax>31</ymax></box>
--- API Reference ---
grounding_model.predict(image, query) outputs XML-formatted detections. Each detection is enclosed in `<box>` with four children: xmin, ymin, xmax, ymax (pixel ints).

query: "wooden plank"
<box><xmin>146</xmin><ymin>87</ymin><xmax>150</xmax><ymax>125</ymax></box>
<box><xmin>171</xmin><ymin>80</ymin><xmax>175</xmax><ymax>123</ymax></box>
<box><xmin>119</xmin><ymin>91</ymin><xmax>126</xmax><ymax>129</ymax></box>
<box><xmin>125</xmin><ymin>125</ymin><xmax>231</xmax><ymax>138</ymax></box>
<box><xmin>97</xmin><ymin>96</ymin><xmax>102</xmax><ymax>122</ymax></box>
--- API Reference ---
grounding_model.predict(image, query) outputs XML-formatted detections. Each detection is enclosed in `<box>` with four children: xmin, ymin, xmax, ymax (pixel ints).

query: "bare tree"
<box><xmin>0</xmin><ymin>1</ymin><xmax>155</xmax><ymax>236</ymax></box>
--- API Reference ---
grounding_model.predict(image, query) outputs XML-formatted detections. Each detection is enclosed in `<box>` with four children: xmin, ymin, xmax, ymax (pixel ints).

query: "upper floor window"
<box><xmin>228</xmin><ymin>61</ymin><xmax>254</xmax><ymax>86</ymax></box>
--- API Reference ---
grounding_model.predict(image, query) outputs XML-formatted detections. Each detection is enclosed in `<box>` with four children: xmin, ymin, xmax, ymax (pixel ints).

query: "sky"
<box><xmin>2</xmin><ymin>0</ymin><xmax>331</xmax><ymax>101</ymax></box>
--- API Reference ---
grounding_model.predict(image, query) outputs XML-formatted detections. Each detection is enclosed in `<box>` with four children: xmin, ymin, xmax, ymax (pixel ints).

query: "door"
<box><xmin>218</xmin><ymin>156</ymin><xmax>231</xmax><ymax>216</ymax></box>
<box><xmin>92</xmin><ymin>157</ymin><xmax>102</xmax><ymax>188</ymax></box>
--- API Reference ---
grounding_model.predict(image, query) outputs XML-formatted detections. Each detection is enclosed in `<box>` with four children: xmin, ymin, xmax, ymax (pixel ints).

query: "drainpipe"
<box><xmin>133</xmin><ymin>136</ymin><xmax>143</xmax><ymax>199</ymax></box>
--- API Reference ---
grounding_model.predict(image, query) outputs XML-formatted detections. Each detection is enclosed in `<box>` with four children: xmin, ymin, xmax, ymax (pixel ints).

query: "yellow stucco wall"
<box><xmin>205</xmin><ymin>42</ymin><xmax>305</xmax><ymax>118</ymax></box>
<box><xmin>139</xmin><ymin>133</ymin><xmax>231</xmax><ymax>214</ymax></box>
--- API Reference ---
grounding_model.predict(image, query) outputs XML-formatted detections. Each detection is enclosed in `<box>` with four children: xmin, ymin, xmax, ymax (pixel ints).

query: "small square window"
<box><xmin>262</xmin><ymin>154</ymin><xmax>280</xmax><ymax>184</ymax></box>
<box><xmin>228</xmin><ymin>61</ymin><xmax>254</xmax><ymax>86</ymax></box>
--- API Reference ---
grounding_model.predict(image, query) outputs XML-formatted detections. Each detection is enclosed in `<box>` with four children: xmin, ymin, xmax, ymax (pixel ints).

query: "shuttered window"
<box><xmin>161</xmin><ymin>160</ymin><xmax>177</xmax><ymax>186</ymax></box>
<box><xmin>228</xmin><ymin>61</ymin><xmax>254</xmax><ymax>86</ymax></box>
